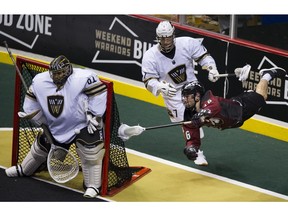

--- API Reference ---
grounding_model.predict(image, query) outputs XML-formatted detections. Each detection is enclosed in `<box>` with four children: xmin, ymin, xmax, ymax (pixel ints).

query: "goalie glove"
<box><xmin>86</xmin><ymin>112</ymin><xmax>99</xmax><ymax>134</ymax></box>
<box><xmin>157</xmin><ymin>81</ymin><xmax>177</xmax><ymax>97</ymax></box>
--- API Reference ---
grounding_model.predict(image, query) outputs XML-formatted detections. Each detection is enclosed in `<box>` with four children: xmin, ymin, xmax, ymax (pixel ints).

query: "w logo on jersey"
<box><xmin>47</xmin><ymin>95</ymin><xmax>64</xmax><ymax>118</ymax></box>
<box><xmin>168</xmin><ymin>64</ymin><xmax>187</xmax><ymax>84</ymax></box>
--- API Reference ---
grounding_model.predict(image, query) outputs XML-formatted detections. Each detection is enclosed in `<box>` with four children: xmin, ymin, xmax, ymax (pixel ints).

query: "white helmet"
<box><xmin>156</xmin><ymin>21</ymin><xmax>175</xmax><ymax>53</ymax></box>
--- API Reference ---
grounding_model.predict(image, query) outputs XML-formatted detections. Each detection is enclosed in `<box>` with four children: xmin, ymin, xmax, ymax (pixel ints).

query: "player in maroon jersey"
<box><xmin>181</xmin><ymin>66</ymin><xmax>287</xmax><ymax>165</ymax></box>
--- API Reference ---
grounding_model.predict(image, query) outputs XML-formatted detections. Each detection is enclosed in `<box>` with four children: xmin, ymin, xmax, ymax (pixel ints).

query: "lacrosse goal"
<box><xmin>11</xmin><ymin>56</ymin><xmax>151</xmax><ymax>196</ymax></box>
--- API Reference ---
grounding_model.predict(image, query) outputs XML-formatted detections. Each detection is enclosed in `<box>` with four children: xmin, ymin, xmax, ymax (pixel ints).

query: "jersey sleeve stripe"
<box><xmin>84</xmin><ymin>83</ymin><xmax>107</xmax><ymax>96</ymax></box>
<box><xmin>25</xmin><ymin>90</ymin><xmax>37</xmax><ymax>100</ymax></box>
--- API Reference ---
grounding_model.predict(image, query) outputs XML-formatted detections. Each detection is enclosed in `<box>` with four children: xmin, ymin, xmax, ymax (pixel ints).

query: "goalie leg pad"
<box><xmin>5</xmin><ymin>132</ymin><xmax>49</xmax><ymax>177</ymax></box>
<box><xmin>76</xmin><ymin>141</ymin><xmax>105</xmax><ymax>197</ymax></box>
<box><xmin>75</xmin><ymin>127</ymin><xmax>104</xmax><ymax>147</ymax></box>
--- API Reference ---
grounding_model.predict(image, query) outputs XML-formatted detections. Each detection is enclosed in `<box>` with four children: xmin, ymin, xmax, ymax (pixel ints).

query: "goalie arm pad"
<box><xmin>83</xmin><ymin>75</ymin><xmax>107</xmax><ymax>118</ymax></box>
<box><xmin>87</xmin><ymin>91</ymin><xmax>107</xmax><ymax>117</ymax></box>
<box><xmin>18</xmin><ymin>109</ymin><xmax>47</xmax><ymax>126</ymax></box>
<box><xmin>21</xmin><ymin>90</ymin><xmax>47</xmax><ymax>126</ymax></box>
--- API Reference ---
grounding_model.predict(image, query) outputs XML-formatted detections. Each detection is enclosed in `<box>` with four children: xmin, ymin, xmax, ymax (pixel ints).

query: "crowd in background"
<box><xmin>151</xmin><ymin>15</ymin><xmax>288</xmax><ymax>51</ymax></box>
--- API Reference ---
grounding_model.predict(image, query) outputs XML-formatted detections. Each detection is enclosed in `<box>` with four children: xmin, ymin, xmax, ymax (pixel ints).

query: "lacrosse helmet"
<box><xmin>182</xmin><ymin>81</ymin><xmax>205</xmax><ymax>97</ymax></box>
<box><xmin>49</xmin><ymin>55</ymin><xmax>73</xmax><ymax>86</ymax></box>
<box><xmin>156</xmin><ymin>21</ymin><xmax>175</xmax><ymax>53</ymax></box>
<box><xmin>181</xmin><ymin>81</ymin><xmax>205</xmax><ymax>108</ymax></box>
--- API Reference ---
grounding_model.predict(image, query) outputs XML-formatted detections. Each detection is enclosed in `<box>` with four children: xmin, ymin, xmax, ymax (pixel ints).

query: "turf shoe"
<box><xmin>259</xmin><ymin>67</ymin><xmax>286</xmax><ymax>79</ymax></box>
<box><xmin>194</xmin><ymin>150</ymin><xmax>208</xmax><ymax>166</ymax></box>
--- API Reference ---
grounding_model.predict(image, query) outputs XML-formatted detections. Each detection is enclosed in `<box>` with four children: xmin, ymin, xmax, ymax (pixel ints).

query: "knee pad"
<box><xmin>183</xmin><ymin>146</ymin><xmax>198</xmax><ymax>161</ymax></box>
<box><xmin>20</xmin><ymin>131</ymin><xmax>49</xmax><ymax>176</ymax></box>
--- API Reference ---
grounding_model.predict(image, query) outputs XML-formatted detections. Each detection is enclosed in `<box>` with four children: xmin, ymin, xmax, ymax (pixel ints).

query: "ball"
<box><xmin>74</xmin><ymin>129</ymin><xmax>80</xmax><ymax>134</ymax></box>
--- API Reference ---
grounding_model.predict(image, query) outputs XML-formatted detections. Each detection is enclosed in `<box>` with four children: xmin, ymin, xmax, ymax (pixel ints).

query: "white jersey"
<box><xmin>142</xmin><ymin>36</ymin><xmax>217</xmax><ymax>122</ymax></box>
<box><xmin>23</xmin><ymin>68</ymin><xmax>107</xmax><ymax>144</ymax></box>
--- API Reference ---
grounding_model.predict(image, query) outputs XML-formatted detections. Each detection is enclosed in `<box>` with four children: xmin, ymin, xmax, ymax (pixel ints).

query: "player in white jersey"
<box><xmin>142</xmin><ymin>20</ymin><xmax>220</xmax><ymax>166</ymax></box>
<box><xmin>5</xmin><ymin>55</ymin><xmax>107</xmax><ymax>198</ymax></box>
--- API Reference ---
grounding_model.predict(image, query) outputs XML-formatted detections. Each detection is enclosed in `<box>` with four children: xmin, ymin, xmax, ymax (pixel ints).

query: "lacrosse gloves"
<box><xmin>206</xmin><ymin>65</ymin><xmax>219</xmax><ymax>82</ymax></box>
<box><xmin>157</xmin><ymin>80</ymin><xmax>177</xmax><ymax>97</ymax></box>
<box><xmin>86</xmin><ymin>112</ymin><xmax>103</xmax><ymax>134</ymax></box>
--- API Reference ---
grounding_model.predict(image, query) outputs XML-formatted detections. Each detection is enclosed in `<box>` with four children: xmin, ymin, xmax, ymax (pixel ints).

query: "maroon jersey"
<box><xmin>199</xmin><ymin>90</ymin><xmax>243</xmax><ymax>129</ymax></box>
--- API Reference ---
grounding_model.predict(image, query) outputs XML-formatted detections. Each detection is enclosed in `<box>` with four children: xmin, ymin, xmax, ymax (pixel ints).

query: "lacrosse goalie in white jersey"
<box><xmin>142</xmin><ymin>20</ymin><xmax>220</xmax><ymax>166</ymax></box>
<box><xmin>5</xmin><ymin>55</ymin><xmax>107</xmax><ymax>198</ymax></box>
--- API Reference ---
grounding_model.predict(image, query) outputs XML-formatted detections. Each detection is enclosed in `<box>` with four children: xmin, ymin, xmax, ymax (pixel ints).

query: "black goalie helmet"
<box><xmin>49</xmin><ymin>55</ymin><xmax>73</xmax><ymax>86</ymax></box>
<box><xmin>181</xmin><ymin>81</ymin><xmax>205</xmax><ymax>98</ymax></box>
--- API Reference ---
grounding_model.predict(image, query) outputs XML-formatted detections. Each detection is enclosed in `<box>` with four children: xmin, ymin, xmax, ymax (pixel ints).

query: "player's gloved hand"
<box><xmin>208</xmin><ymin>69</ymin><xmax>219</xmax><ymax>82</ymax></box>
<box><xmin>157</xmin><ymin>81</ymin><xmax>177</xmax><ymax>97</ymax></box>
<box><xmin>191</xmin><ymin>109</ymin><xmax>211</xmax><ymax>128</ymax></box>
<box><xmin>87</xmin><ymin>113</ymin><xmax>99</xmax><ymax>134</ymax></box>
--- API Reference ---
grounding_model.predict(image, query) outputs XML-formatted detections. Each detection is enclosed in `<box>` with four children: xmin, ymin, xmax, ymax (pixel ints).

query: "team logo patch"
<box><xmin>47</xmin><ymin>95</ymin><xmax>64</xmax><ymax>118</ymax></box>
<box><xmin>168</xmin><ymin>64</ymin><xmax>187</xmax><ymax>84</ymax></box>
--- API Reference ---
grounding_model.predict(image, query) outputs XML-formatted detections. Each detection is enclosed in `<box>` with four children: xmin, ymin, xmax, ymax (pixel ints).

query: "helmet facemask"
<box><xmin>156</xmin><ymin>21</ymin><xmax>175</xmax><ymax>53</ymax></box>
<box><xmin>49</xmin><ymin>55</ymin><xmax>73</xmax><ymax>87</ymax></box>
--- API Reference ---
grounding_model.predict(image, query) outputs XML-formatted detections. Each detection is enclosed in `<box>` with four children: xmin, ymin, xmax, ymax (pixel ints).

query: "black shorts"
<box><xmin>232</xmin><ymin>91</ymin><xmax>266</xmax><ymax>122</ymax></box>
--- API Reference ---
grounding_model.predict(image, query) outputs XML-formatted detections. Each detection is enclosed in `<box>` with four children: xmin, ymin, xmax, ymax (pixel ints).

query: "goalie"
<box><xmin>5</xmin><ymin>55</ymin><xmax>107</xmax><ymax>198</ymax></box>
<box><xmin>181</xmin><ymin>66</ymin><xmax>286</xmax><ymax>165</ymax></box>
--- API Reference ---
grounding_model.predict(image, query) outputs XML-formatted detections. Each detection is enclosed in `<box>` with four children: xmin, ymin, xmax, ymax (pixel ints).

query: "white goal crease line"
<box><xmin>126</xmin><ymin>148</ymin><xmax>288</xmax><ymax>201</ymax></box>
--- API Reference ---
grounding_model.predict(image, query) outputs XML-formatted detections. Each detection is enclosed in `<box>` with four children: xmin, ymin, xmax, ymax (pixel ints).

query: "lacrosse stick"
<box><xmin>3</xmin><ymin>41</ymin><xmax>28</xmax><ymax>91</ymax></box>
<box><xmin>41</xmin><ymin>124</ymin><xmax>79</xmax><ymax>183</ymax></box>
<box><xmin>118</xmin><ymin>121</ymin><xmax>193</xmax><ymax>141</ymax></box>
<box><xmin>4</xmin><ymin>41</ymin><xmax>79</xmax><ymax>183</ymax></box>
<box><xmin>213</xmin><ymin>64</ymin><xmax>251</xmax><ymax>82</ymax></box>
<box><xmin>47</xmin><ymin>144</ymin><xmax>79</xmax><ymax>183</ymax></box>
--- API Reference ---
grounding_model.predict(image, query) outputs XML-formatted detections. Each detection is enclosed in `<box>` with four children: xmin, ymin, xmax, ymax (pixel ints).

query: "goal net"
<box><xmin>11</xmin><ymin>56</ymin><xmax>151</xmax><ymax>196</ymax></box>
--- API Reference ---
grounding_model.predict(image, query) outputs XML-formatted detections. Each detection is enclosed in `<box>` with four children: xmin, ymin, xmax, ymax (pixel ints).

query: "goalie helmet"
<box><xmin>156</xmin><ymin>21</ymin><xmax>175</xmax><ymax>53</ymax></box>
<box><xmin>49</xmin><ymin>55</ymin><xmax>73</xmax><ymax>86</ymax></box>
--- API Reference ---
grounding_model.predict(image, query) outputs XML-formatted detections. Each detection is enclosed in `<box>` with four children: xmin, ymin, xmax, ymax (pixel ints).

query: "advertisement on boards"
<box><xmin>0</xmin><ymin>14</ymin><xmax>287</xmax><ymax>122</ymax></box>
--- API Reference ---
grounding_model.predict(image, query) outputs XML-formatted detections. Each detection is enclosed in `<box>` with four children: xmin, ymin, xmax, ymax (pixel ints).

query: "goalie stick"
<box><xmin>4</xmin><ymin>41</ymin><xmax>79</xmax><ymax>183</ymax></box>
<box><xmin>3</xmin><ymin>41</ymin><xmax>28</xmax><ymax>91</ymax></box>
